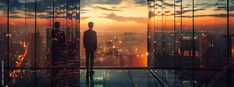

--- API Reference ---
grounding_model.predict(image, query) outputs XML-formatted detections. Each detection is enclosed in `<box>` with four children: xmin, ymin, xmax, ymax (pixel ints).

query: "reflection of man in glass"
<box><xmin>83</xmin><ymin>22</ymin><xmax>97</xmax><ymax>77</ymax></box>
<box><xmin>51</xmin><ymin>22</ymin><xmax>65</xmax><ymax>85</ymax></box>
<box><xmin>52</xmin><ymin>22</ymin><xmax>65</xmax><ymax>61</ymax></box>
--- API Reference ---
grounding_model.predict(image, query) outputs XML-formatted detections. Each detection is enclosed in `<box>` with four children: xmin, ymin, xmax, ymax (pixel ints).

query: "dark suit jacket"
<box><xmin>51</xmin><ymin>29</ymin><xmax>65</xmax><ymax>62</ymax></box>
<box><xmin>83</xmin><ymin>29</ymin><xmax>97</xmax><ymax>51</ymax></box>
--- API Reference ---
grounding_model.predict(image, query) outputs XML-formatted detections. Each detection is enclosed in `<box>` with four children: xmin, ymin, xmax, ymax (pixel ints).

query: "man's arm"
<box><xmin>61</xmin><ymin>31</ymin><xmax>66</xmax><ymax>47</ymax></box>
<box><xmin>83</xmin><ymin>32</ymin><xmax>86</xmax><ymax>48</ymax></box>
<box><xmin>95</xmin><ymin>32</ymin><xmax>97</xmax><ymax>50</ymax></box>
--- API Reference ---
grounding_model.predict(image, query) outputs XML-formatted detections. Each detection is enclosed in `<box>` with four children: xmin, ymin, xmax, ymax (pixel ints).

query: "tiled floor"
<box><xmin>80</xmin><ymin>69</ymin><xmax>163</xmax><ymax>87</ymax></box>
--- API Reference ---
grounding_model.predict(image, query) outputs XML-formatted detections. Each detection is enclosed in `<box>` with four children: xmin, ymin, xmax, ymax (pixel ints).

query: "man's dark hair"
<box><xmin>88</xmin><ymin>22</ymin><xmax>94</xmax><ymax>29</ymax></box>
<box><xmin>54</xmin><ymin>22</ymin><xmax>60</xmax><ymax>29</ymax></box>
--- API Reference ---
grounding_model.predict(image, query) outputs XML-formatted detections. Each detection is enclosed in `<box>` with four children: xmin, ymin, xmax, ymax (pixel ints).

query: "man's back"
<box><xmin>83</xmin><ymin>29</ymin><xmax>97</xmax><ymax>51</ymax></box>
<box><xmin>84</xmin><ymin>22</ymin><xmax>96</xmax><ymax>78</ymax></box>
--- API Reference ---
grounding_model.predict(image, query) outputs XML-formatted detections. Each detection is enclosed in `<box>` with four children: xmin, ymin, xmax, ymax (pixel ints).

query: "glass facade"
<box><xmin>148</xmin><ymin>0</ymin><xmax>234</xmax><ymax>86</ymax></box>
<box><xmin>0</xmin><ymin>0</ymin><xmax>80</xmax><ymax>86</ymax></box>
<box><xmin>0</xmin><ymin>0</ymin><xmax>234</xmax><ymax>87</ymax></box>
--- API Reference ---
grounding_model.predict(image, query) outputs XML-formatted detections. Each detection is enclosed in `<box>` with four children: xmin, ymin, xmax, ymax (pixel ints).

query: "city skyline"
<box><xmin>80</xmin><ymin>0</ymin><xmax>148</xmax><ymax>33</ymax></box>
<box><xmin>0</xmin><ymin>0</ymin><xmax>234</xmax><ymax>87</ymax></box>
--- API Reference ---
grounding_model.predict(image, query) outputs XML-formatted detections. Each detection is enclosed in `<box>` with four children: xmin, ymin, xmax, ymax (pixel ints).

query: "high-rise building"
<box><xmin>46</xmin><ymin>28</ymin><xmax>52</xmax><ymax>67</ymax></box>
<box><xmin>29</xmin><ymin>32</ymin><xmax>43</xmax><ymax>68</ymax></box>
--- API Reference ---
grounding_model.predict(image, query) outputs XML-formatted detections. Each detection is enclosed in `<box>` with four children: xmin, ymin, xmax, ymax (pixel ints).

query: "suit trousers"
<box><xmin>85</xmin><ymin>49</ymin><xmax>95</xmax><ymax>73</ymax></box>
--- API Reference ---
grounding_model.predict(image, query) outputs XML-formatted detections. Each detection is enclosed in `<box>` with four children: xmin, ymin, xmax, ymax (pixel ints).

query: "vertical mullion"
<box><xmin>180</xmin><ymin>0</ymin><xmax>182</xmax><ymax>37</ymax></box>
<box><xmin>34</xmin><ymin>0</ymin><xmax>37</xmax><ymax>87</ymax></box>
<box><xmin>161</xmin><ymin>0</ymin><xmax>164</xmax><ymax>66</ymax></box>
<box><xmin>52</xmin><ymin>0</ymin><xmax>55</xmax><ymax>87</ymax></box>
<box><xmin>227</xmin><ymin>0</ymin><xmax>230</xmax><ymax>87</ymax></box>
<box><xmin>147</xmin><ymin>0</ymin><xmax>150</xmax><ymax>67</ymax></box>
<box><xmin>192</xmin><ymin>0</ymin><xmax>195</xmax><ymax>86</ymax></box>
<box><xmin>7</xmin><ymin>0</ymin><xmax>10</xmax><ymax>85</ymax></box>
<box><xmin>52</xmin><ymin>0</ymin><xmax>55</xmax><ymax>29</ymax></box>
<box><xmin>173</xmin><ymin>0</ymin><xmax>176</xmax><ymax>86</ymax></box>
<box><xmin>154</xmin><ymin>0</ymin><xmax>156</xmax><ymax>67</ymax></box>
<box><xmin>25</xmin><ymin>0</ymin><xmax>27</xmax><ymax>40</ymax></box>
<box><xmin>77</xmin><ymin>0</ymin><xmax>80</xmax><ymax>70</ymax></box>
<box><xmin>173</xmin><ymin>0</ymin><xmax>176</xmax><ymax>68</ymax></box>
<box><xmin>65</xmin><ymin>0</ymin><xmax>67</xmax><ymax>33</ymax></box>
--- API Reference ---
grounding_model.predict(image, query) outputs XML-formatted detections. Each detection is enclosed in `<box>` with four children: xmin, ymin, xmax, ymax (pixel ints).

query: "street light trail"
<box><xmin>10</xmin><ymin>42</ymin><xmax>29</xmax><ymax>78</ymax></box>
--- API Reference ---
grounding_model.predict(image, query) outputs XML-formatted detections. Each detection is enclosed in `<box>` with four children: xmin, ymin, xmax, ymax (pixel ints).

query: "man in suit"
<box><xmin>83</xmin><ymin>22</ymin><xmax>97</xmax><ymax>77</ymax></box>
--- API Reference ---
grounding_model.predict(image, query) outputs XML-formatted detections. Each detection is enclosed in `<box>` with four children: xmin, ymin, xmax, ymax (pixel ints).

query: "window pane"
<box><xmin>8</xmin><ymin>0</ymin><xmax>36</xmax><ymax>86</ymax></box>
<box><xmin>38</xmin><ymin>0</ymin><xmax>80</xmax><ymax>86</ymax></box>
<box><xmin>195</xmin><ymin>0</ymin><xmax>227</xmax><ymax>68</ymax></box>
<box><xmin>0</xmin><ymin>0</ymin><xmax>8</xmax><ymax>86</ymax></box>
<box><xmin>148</xmin><ymin>0</ymin><xmax>233</xmax><ymax>86</ymax></box>
<box><xmin>195</xmin><ymin>0</ymin><xmax>228</xmax><ymax>86</ymax></box>
<box><xmin>80</xmin><ymin>0</ymin><xmax>147</xmax><ymax>67</ymax></box>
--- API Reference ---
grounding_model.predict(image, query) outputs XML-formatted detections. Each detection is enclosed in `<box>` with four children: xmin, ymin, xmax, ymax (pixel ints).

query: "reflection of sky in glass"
<box><xmin>0</xmin><ymin>0</ymin><xmax>80</xmax><ymax>29</ymax></box>
<box><xmin>1</xmin><ymin>0</ymin><xmax>232</xmax><ymax>31</ymax></box>
<box><xmin>148</xmin><ymin>0</ymin><xmax>234</xmax><ymax>32</ymax></box>
<box><xmin>0</xmin><ymin>0</ymin><xmax>80</xmax><ymax>69</ymax></box>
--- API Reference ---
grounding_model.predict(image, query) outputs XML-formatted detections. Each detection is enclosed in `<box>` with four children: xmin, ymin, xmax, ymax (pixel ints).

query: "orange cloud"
<box><xmin>102</xmin><ymin>13</ymin><xmax>147</xmax><ymax>24</ymax></box>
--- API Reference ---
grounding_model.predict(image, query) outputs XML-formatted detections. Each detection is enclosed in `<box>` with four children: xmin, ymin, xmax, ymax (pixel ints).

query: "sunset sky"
<box><xmin>80</xmin><ymin>0</ymin><xmax>148</xmax><ymax>33</ymax></box>
<box><xmin>0</xmin><ymin>0</ymin><xmax>233</xmax><ymax>32</ymax></box>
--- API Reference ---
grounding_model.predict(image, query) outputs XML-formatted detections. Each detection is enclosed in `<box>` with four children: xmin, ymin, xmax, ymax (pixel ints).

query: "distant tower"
<box><xmin>30</xmin><ymin>32</ymin><xmax>42</xmax><ymax>67</ymax></box>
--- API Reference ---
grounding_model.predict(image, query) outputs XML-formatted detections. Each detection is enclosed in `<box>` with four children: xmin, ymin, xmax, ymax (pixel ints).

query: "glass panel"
<box><xmin>178</xmin><ymin>0</ymin><xmax>194</xmax><ymax>68</ymax></box>
<box><xmin>35</xmin><ymin>0</ymin><xmax>53</xmax><ymax>86</ymax></box>
<box><xmin>195</xmin><ymin>0</ymin><xmax>227</xmax><ymax>69</ymax></box>
<box><xmin>0</xmin><ymin>0</ymin><xmax>8</xmax><ymax>86</ymax></box>
<box><xmin>195</xmin><ymin>0</ymin><xmax>228</xmax><ymax>86</ymax></box>
<box><xmin>45</xmin><ymin>0</ymin><xmax>80</xmax><ymax>86</ymax></box>
<box><xmin>8</xmin><ymin>0</ymin><xmax>36</xmax><ymax>86</ymax></box>
<box><xmin>35</xmin><ymin>0</ymin><xmax>53</xmax><ymax>69</ymax></box>
<box><xmin>9</xmin><ymin>0</ymin><xmax>36</xmax><ymax>68</ymax></box>
<box><xmin>153</xmin><ymin>0</ymin><xmax>175</xmax><ymax>67</ymax></box>
<box><xmin>149</xmin><ymin>0</ymin><xmax>233</xmax><ymax>86</ymax></box>
<box><xmin>163</xmin><ymin>0</ymin><xmax>176</xmax><ymax>67</ymax></box>
<box><xmin>174</xmin><ymin>0</ymin><xmax>182</xmax><ymax>68</ymax></box>
<box><xmin>1</xmin><ymin>0</ymin><xmax>80</xmax><ymax>86</ymax></box>
<box><xmin>154</xmin><ymin>0</ymin><xmax>164</xmax><ymax>67</ymax></box>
